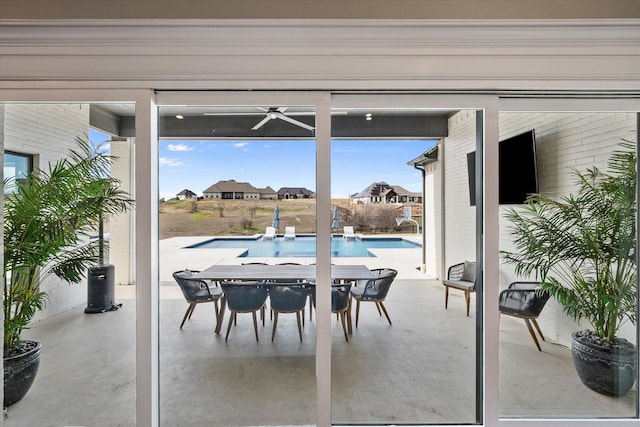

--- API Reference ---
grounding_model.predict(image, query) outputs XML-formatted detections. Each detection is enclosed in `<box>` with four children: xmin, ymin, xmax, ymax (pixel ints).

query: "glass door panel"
<box><xmin>157</xmin><ymin>103</ymin><xmax>318</xmax><ymax>426</ymax></box>
<box><xmin>498</xmin><ymin>111</ymin><xmax>639</xmax><ymax>418</ymax></box>
<box><xmin>1</xmin><ymin>102</ymin><xmax>137</xmax><ymax>426</ymax></box>
<box><xmin>329</xmin><ymin>104</ymin><xmax>481</xmax><ymax>425</ymax></box>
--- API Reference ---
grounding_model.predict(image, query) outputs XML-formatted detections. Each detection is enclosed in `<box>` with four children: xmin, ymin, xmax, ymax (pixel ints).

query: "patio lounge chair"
<box><xmin>284</xmin><ymin>226</ymin><xmax>296</xmax><ymax>240</ymax></box>
<box><xmin>343</xmin><ymin>226</ymin><xmax>357</xmax><ymax>240</ymax></box>
<box><xmin>172</xmin><ymin>270</ymin><xmax>223</xmax><ymax>329</ymax></box>
<box><xmin>442</xmin><ymin>261</ymin><xmax>477</xmax><ymax>316</ymax></box>
<box><xmin>499</xmin><ymin>281</ymin><xmax>550</xmax><ymax>351</ymax></box>
<box><xmin>263</xmin><ymin>226</ymin><xmax>276</xmax><ymax>240</ymax></box>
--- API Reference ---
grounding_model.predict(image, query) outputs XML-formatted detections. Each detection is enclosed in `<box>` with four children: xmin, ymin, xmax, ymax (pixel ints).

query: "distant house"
<box><xmin>176</xmin><ymin>189</ymin><xmax>197</xmax><ymax>200</ymax></box>
<box><xmin>203</xmin><ymin>179</ymin><xmax>261</xmax><ymax>200</ymax></box>
<box><xmin>258</xmin><ymin>186</ymin><xmax>278</xmax><ymax>200</ymax></box>
<box><xmin>351</xmin><ymin>181</ymin><xmax>422</xmax><ymax>204</ymax></box>
<box><xmin>277</xmin><ymin>187</ymin><xmax>316</xmax><ymax>200</ymax></box>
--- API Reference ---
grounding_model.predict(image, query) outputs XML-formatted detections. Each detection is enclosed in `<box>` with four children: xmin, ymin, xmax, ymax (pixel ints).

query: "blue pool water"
<box><xmin>187</xmin><ymin>235</ymin><xmax>421</xmax><ymax>257</ymax></box>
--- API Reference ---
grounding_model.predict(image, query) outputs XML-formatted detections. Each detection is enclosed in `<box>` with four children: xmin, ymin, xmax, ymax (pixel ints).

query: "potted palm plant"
<box><xmin>3</xmin><ymin>137</ymin><xmax>133</xmax><ymax>406</ymax></box>
<box><xmin>502</xmin><ymin>141</ymin><xmax>637</xmax><ymax>397</ymax></box>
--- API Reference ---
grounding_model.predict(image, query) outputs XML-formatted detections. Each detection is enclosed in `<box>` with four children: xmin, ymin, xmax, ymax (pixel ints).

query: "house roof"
<box><xmin>352</xmin><ymin>182</ymin><xmax>421</xmax><ymax>199</ymax></box>
<box><xmin>352</xmin><ymin>182</ymin><xmax>391</xmax><ymax>198</ymax></box>
<box><xmin>258</xmin><ymin>186</ymin><xmax>277</xmax><ymax>194</ymax></box>
<box><xmin>407</xmin><ymin>145</ymin><xmax>439</xmax><ymax>167</ymax></box>
<box><xmin>277</xmin><ymin>187</ymin><xmax>315</xmax><ymax>196</ymax></box>
<box><xmin>391</xmin><ymin>185</ymin><xmax>411</xmax><ymax>196</ymax></box>
<box><xmin>203</xmin><ymin>179</ymin><xmax>259</xmax><ymax>193</ymax></box>
<box><xmin>177</xmin><ymin>189</ymin><xmax>196</xmax><ymax>196</ymax></box>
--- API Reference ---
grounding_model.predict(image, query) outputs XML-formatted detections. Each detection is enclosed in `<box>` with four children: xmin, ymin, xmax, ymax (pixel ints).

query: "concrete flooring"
<box><xmin>3</xmin><ymin>237</ymin><xmax>637</xmax><ymax>426</ymax></box>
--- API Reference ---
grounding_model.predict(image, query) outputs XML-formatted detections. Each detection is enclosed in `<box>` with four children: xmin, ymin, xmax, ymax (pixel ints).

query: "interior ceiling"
<box><xmin>90</xmin><ymin>104</ymin><xmax>452</xmax><ymax>139</ymax></box>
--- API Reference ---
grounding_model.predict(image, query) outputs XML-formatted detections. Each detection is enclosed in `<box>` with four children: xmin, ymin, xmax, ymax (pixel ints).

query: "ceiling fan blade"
<box><xmin>204</xmin><ymin>112</ymin><xmax>265</xmax><ymax>116</ymax></box>
<box><xmin>274</xmin><ymin>112</ymin><xmax>315</xmax><ymax>131</ymax></box>
<box><xmin>251</xmin><ymin>115</ymin><xmax>272</xmax><ymax>130</ymax></box>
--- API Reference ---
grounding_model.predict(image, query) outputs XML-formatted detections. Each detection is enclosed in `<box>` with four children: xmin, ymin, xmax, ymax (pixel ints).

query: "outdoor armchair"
<box><xmin>312</xmin><ymin>283</ymin><xmax>353</xmax><ymax>342</ymax></box>
<box><xmin>442</xmin><ymin>261</ymin><xmax>477</xmax><ymax>316</ymax></box>
<box><xmin>276</xmin><ymin>262</ymin><xmax>311</xmax><ymax>323</ymax></box>
<box><xmin>349</xmin><ymin>268</ymin><xmax>398</xmax><ymax>327</ymax></box>
<box><xmin>499</xmin><ymin>281</ymin><xmax>550</xmax><ymax>351</ymax></box>
<box><xmin>221</xmin><ymin>281</ymin><xmax>269</xmax><ymax>341</ymax></box>
<box><xmin>172</xmin><ymin>270</ymin><xmax>223</xmax><ymax>329</ymax></box>
<box><xmin>268</xmin><ymin>283</ymin><xmax>309</xmax><ymax>341</ymax></box>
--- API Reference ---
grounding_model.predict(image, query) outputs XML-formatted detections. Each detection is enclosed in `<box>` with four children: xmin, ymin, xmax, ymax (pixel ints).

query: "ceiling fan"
<box><xmin>203</xmin><ymin>106</ymin><xmax>315</xmax><ymax>131</ymax></box>
<box><xmin>250</xmin><ymin>107</ymin><xmax>315</xmax><ymax>131</ymax></box>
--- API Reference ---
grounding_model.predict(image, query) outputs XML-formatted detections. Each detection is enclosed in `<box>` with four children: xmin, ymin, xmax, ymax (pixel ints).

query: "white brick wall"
<box><xmin>4</xmin><ymin>104</ymin><xmax>91</xmax><ymax>321</ymax></box>
<box><xmin>443</xmin><ymin>110</ymin><xmax>477</xmax><ymax>267</ymax></box>
<box><xmin>498</xmin><ymin>112</ymin><xmax>636</xmax><ymax>346</ymax></box>
<box><xmin>441</xmin><ymin>110</ymin><xmax>636</xmax><ymax>347</ymax></box>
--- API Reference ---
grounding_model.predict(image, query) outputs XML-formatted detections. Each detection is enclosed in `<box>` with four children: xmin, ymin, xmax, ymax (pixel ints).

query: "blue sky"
<box><xmin>90</xmin><ymin>129</ymin><xmax>435</xmax><ymax>200</ymax></box>
<box><xmin>159</xmin><ymin>139</ymin><xmax>435</xmax><ymax>200</ymax></box>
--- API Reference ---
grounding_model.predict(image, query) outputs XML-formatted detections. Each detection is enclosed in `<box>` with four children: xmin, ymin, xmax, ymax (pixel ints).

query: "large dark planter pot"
<box><xmin>572</xmin><ymin>330</ymin><xmax>637</xmax><ymax>397</ymax></box>
<box><xmin>3</xmin><ymin>340</ymin><xmax>42</xmax><ymax>407</ymax></box>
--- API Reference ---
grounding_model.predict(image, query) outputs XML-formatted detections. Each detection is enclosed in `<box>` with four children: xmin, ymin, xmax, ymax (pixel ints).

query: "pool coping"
<box><xmin>159</xmin><ymin>234</ymin><xmax>429</xmax><ymax>285</ymax></box>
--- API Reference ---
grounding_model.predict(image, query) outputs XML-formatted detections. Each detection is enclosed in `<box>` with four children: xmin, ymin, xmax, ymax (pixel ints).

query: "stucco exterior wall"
<box><xmin>422</xmin><ymin>150</ymin><xmax>442</xmax><ymax>279</ymax></box>
<box><xmin>109</xmin><ymin>139</ymin><xmax>135</xmax><ymax>286</ymax></box>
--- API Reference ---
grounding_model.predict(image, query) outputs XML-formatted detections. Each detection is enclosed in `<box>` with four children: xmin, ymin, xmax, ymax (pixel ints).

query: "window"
<box><xmin>4</xmin><ymin>151</ymin><xmax>32</xmax><ymax>194</ymax></box>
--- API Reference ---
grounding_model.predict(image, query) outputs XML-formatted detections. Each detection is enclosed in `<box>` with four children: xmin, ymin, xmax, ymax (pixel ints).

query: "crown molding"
<box><xmin>1</xmin><ymin>19</ymin><xmax>639</xmax><ymax>89</ymax></box>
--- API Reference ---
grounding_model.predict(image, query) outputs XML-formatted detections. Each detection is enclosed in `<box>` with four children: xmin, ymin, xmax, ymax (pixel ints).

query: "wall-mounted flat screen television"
<box><xmin>467</xmin><ymin>129</ymin><xmax>539</xmax><ymax>206</ymax></box>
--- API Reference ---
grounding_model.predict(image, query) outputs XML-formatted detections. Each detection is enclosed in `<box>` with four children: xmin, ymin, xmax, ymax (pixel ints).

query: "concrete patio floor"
<box><xmin>3</xmin><ymin>237</ymin><xmax>637</xmax><ymax>426</ymax></box>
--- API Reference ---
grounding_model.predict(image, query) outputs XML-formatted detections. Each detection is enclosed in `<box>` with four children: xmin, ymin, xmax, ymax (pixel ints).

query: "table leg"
<box><xmin>215</xmin><ymin>296</ymin><xmax>227</xmax><ymax>334</ymax></box>
<box><xmin>346</xmin><ymin>295</ymin><xmax>353</xmax><ymax>335</ymax></box>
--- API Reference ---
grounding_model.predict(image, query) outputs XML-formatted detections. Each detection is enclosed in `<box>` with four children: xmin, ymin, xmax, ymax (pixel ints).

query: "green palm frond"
<box><xmin>3</xmin><ymin>136</ymin><xmax>134</xmax><ymax>350</ymax></box>
<box><xmin>501</xmin><ymin>140</ymin><xmax>637</xmax><ymax>342</ymax></box>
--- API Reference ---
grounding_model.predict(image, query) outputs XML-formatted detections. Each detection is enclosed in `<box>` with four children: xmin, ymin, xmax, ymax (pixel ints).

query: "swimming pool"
<box><xmin>187</xmin><ymin>235</ymin><xmax>421</xmax><ymax>257</ymax></box>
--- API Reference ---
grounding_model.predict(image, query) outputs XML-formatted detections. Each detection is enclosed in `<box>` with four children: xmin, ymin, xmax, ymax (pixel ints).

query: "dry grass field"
<box><xmin>159</xmin><ymin>198</ymin><xmax>421</xmax><ymax>239</ymax></box>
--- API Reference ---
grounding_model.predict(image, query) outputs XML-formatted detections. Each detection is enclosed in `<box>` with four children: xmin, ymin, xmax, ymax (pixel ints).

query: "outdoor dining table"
<box><xmin>193</xmin><ymin>264</ymin><xmax>374</xmax><ymax>334</ymax></box>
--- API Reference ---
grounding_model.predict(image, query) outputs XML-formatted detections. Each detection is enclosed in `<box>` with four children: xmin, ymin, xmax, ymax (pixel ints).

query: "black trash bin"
<box><xmin>85</xmin><ymin>264</ymin><xmax>121</xmax><ymax>313</ymax></box>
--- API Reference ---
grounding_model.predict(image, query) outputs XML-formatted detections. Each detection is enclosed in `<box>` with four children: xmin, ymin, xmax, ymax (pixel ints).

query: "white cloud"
<box><xmin>159</xmin><ymin>157</ymin><xmax>183</xmax><ymax>167</ymax></box>
<box><xmin>233</xmin><ymin>142</ymin><xmax>248</xmax><ymax>148</ymax></box>
<box><xmin>167</xmin><ymin>143</ymin><xmax>193</xmax><ymax>152</ymax></box>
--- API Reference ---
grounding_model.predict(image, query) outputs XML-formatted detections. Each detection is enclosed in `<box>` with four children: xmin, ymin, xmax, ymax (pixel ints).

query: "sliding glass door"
<box><xmin>155</xmin><ymin>92</ymin><xmax>329</xmax><ymax>426</ymax></box>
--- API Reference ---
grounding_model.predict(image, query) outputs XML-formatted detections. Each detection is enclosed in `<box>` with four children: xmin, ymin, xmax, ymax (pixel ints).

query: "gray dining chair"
<box><xmin>172</xmin><ymin>269</ymin><xmax>223</xmax><ymax>329</ymax></box>
<box><xmin>312</xmin><ymin>283</ymin><xmax>352</xmax><ymax>342</ymax></box>
<box><xmin>221</xmin><ymin>281</ymin><xmax>269</xmax><ymax>341</ymax></box>
<box><xmin>277</xmin><ymin>262</ymin><xmax>312</xmax><ymax>323</ymax></box>
<box><xmin>349</xmin><ymin>268</ymin><xmax>398</xmax><ymax>327</ymax></box>
<box><xmin>268</xmin><ymin>283</ymin><xmax>309</xmax><ymax>341</ymax></box>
